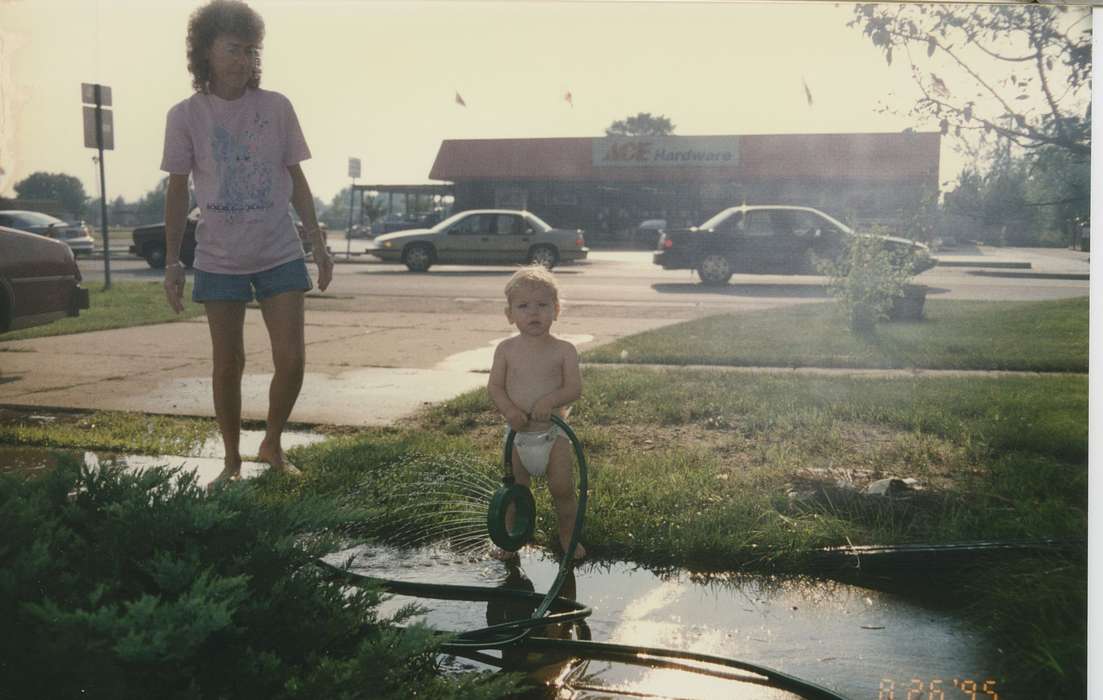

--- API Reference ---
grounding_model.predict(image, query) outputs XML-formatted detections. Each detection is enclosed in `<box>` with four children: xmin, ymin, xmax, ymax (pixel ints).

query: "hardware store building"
<box><xmin>428</xmin><ymin>132</ymin><xmax>940</xmax><ymax>242</ymax></box>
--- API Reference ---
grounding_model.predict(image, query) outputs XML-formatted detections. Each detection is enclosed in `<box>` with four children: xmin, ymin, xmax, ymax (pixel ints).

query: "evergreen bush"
<box><xmin>0</xmin><ymin>458</ymin><xmax>517</xmax><ymax>699</ymax></box>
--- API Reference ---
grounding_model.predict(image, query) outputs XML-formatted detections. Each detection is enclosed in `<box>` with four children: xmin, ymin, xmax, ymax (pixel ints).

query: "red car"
<box><xmin>0</xmin><ymin>226</ymin><xmax>90</xmax><ymax>334</ymax></box>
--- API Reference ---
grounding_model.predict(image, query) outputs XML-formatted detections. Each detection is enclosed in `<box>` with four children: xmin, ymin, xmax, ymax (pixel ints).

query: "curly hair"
<box><xmin>505</xmin><ymin>265</ymin><xmax>561</xmax><ymax>303</ymax></box>
<box><xmin>186</xmin><ymin>0</ymin><xmax>265</xmax><ymax>93</ymax></box>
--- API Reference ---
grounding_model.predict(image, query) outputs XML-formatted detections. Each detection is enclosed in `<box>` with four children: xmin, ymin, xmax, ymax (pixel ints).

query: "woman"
<box><xmin>161</xmin><ymin>0</ymin><xmax>334</xmax><ymax>484</ymax></box>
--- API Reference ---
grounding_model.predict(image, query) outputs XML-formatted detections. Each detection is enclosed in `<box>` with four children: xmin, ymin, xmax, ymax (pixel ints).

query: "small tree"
<box><xmin>604</xmin><ymin>112</ymin><xmax>675</xmax><ymax>137</ymax></box>
<box><xmin>13</xmin><ymin>171</ymin><xmax>88</xmax><ymax>218</ymax></box>
<box><xmin>818</xmin><ymin>228</ymin><xmax>917</xmax><ymax>334</ymax></box>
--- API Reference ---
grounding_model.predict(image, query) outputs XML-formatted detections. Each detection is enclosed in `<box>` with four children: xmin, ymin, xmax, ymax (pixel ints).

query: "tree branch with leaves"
<box><xmin>605</xmin><ymin>112</ymin><xmax>675</xmax><ymax>137</ymax></box>
<box><xmin>850</xmin><ymin>4</ymin><xmax>1090</xmax><ymax>157</ymax></box>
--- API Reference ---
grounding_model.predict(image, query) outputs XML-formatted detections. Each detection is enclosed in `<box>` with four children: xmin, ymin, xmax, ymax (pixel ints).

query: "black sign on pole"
<box><xmin>81</xmin><ymin>83</ymin><xmax>113</xmax><ymax>289</ymax></box>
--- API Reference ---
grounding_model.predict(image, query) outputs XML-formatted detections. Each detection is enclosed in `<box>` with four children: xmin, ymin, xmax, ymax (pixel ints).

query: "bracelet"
<box><xmin>167</xmin><ymin>261</ymin><xmax>185</xmax><ymax>269</ymax></box>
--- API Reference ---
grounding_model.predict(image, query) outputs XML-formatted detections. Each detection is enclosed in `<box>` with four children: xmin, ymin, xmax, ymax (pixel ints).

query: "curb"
<box><xmin>580</xmin><ymin>362</ymin><xmax>1086</xmax><ymax>377</ymax></box>
<box><xmin>936</xmin><ymin>260</ymin><xmax>1031</xmax><ymax>269</ymax></box>
<box><xmin>965</xmin><ymin>270</ymin><xmax>1089</xmax><ymax>281</ymax></box>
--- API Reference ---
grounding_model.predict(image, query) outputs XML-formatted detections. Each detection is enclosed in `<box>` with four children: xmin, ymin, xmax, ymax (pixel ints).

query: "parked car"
<box><xmin>0</xmin><ymin>226</ymin><xmax>90</xmax><ymax>334</ymax></box>
<box><xmin>653</xmin><ymin>205</ymin><xmax>935</xmax><ymax>285</ymax></box>
<box><xmin>634</xmin><ymin>218</ymin><xmax>667</xmax><ymax>248</ymax></box>
<box><xmin>0</xmin><ymin>210</ymin><xmax>96</xmax><ymax>257</ymax></box>
<box><xmin>370</xmin><ymin>209</ymin><xmax>588</xmax><ymax>272</ymax></box>
<box><xmin>377</xmin><ymin>209</ymin><xmax>448</xmax><ymax>234</ymax></box>
<box><xmin>346</xmin><ymin>222</ymin><xmax>375</xmax><ymax>239</ymax></box>
<box><xmin>130</xmin><ymin>208</ymin><xmax>316</xmax><ymax>269</ymax></box>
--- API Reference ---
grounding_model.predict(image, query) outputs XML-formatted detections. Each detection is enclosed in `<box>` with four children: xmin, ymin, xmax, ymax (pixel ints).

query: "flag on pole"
<box><xmin>564</xmin><ymin>90</ymin><xmax>573</xmax><ymax>107</ymax></box>
<box><xmin>455</xmin><ymin>91</ymin><xmax>467</xmax><ymax>107</ymax></box>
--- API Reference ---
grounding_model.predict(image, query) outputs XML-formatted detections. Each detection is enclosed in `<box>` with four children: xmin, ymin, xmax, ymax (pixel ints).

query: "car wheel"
<box><xmin>402</xmin><ymin>244</ymin><xmax>433</xmax><ymax>272</ymax></box>
<box><xmin>145</xmin><ymin>243</ymin><xmax>167</xmax><ymax>269</ymax></box>
<box><xmin>528</xmin><ymin>245</ymin><xmax>559</xmax><ymax>269</ymax></box>
<box><xmin>697</xmin><ymin>254</ymin><xmax>732</xmax><ymax>285</ymax></box>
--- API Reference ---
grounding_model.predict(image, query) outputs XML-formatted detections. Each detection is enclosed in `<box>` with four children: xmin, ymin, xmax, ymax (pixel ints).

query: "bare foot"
<box><xmin>491</xmin><ymin>545</ymin><xmax>520</xmax><ymax>561</ymax></box>
<box><xmin>257</xmin><ymin>442</ymin><xmax>302</xmax><ymax>477</ymax></box>
<box><xmin>207</xmin><ymin>459</ymin><xmax>243</xmax><ymax>491</ymax></box>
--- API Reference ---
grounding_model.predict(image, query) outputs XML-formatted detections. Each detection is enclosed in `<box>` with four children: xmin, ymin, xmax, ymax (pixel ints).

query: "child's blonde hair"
<box><xmin>505</xmin><ymin>265</ymin><xmax>560</xmax><ymax>303</ymax></box>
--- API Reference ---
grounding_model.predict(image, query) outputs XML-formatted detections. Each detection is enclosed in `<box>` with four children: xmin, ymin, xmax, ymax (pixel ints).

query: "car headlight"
<box><xmin>383</xmin><ymin>241</ymin><xmax>393</xmax><ymax>248</ymax></box>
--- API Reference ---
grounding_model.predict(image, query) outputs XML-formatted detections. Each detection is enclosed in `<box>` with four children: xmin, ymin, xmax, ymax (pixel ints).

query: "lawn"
<box><xmin>0</xmin><ymin>280</ymin><xmax>205</xmax><ymax>341</ymax></box>
<box><xmin>403</xmin><ymin>368</ymin><xmax>1088</xmax><ymax>561</ymax></box>
<box><xmin>0</xmin><ymin>408</ymin><xmax>216</xmax><ymax>456</ymax></box>
<box><xmin>272</xmin><ymin>365</ymin><xmax>1085</xmax><ymax>696</ymax></box>
<box><xmin>584</xmin><ymin>297</ymin><xmax>1089</xmax><ymax>372</ymax></box>
<box><xmin>1</xmin><ymin>289</ymin><xmax>1087</xmax><ymax>695</ymax></box>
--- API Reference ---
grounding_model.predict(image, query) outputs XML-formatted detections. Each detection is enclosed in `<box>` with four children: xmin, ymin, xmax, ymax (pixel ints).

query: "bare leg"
<box><xmin>257</xmin><ymin>291</ymin><xmax>305</xmax><ymax>476</ymax></box>
<box><xmin>492</xmin><ymin>444</ymin><xmax>530</xmax><ymax>561</ymax></box>
<box><xmin>546</xmin><ymin>437</ymin><xmax>586</xmax><ymax>559</ymax></box>
<box><xmin>205</xmin><ymin>301</ymin><xmax>247</xmax><ymax>486</ymax></box>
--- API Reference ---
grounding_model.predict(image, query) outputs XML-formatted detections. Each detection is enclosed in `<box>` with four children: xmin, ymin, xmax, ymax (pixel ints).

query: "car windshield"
<box><xmin>430</xmin><ymin>211</ymin><xmax>472</xmax><ymax>231</ymax></box>
<box><xmin>699</xmin><ymin>209</ymin><xmax>736</xmax><ymax>230</ymax></box>
<box><xmin>8</xmin><ymin>211</ymin><xmax>63</xmax><ymax>226</ymax></box>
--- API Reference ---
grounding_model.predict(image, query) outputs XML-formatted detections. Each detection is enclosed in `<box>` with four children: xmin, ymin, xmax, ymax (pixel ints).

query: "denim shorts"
<box><xmin>192</xmin><ymin>257</ymin><xmax>312</xmax><ymax>303</ymax></box>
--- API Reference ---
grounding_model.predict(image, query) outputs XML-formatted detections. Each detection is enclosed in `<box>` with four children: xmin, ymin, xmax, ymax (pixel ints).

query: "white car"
<box><xmin>0</xmin><ymin>210</ymin><xmax>96</xmax><ymax>257</ymax></box>
<box><xmin>370</xmin><ymin>209</ymin><xmax>588</xmax><ymax>272</ymax></box>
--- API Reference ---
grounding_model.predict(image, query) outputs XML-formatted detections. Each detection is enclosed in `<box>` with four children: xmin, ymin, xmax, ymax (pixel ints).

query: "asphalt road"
<box><xmin>77</xmin><ymin>247</ymin><xmax>1090</xmax><ymax>321</ymax></box>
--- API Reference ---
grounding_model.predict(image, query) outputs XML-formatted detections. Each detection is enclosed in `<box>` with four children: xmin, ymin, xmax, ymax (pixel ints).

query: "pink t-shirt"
<box><xmin>160</xmin><ymin>88</ymin><xmax>311</xmax><ymax>274</ymax></box>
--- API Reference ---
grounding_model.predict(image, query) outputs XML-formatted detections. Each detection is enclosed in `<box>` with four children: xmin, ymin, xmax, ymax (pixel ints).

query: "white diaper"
<box><xmin>509</xmin><ymin>424</ymin><xmax>563</xmax><ymax>477</ymax></box>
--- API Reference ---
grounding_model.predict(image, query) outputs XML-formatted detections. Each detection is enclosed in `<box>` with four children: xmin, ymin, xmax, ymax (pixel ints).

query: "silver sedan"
<box><xmin>369</xmin><ymin>209</ymin><xmax>588</xmax><ymax>272</ymax></box>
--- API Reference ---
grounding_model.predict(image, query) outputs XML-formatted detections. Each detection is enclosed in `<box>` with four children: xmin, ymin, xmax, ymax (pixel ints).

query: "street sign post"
<box><xmin>81</xmin><ymin>83</ymin><xmax>113</xmax><ymax>289</ymax></box>
<box><xmin>346</xmin><ymin>157</ymin><xmax>361</xmax><ymax>260</ymax></box>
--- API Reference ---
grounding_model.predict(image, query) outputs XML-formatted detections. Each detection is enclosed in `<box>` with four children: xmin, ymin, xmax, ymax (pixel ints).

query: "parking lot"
<box><xmin>76</xmin><ymin>243</ymin><xmax>1090</xmax><ymax>316</ymax></box>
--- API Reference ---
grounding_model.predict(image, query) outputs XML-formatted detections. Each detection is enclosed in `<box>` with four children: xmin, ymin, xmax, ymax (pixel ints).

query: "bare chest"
<box><xmin>504</xmin><ymin>345</ymin><xmax>563</xmax><ymax>408</ymax></box>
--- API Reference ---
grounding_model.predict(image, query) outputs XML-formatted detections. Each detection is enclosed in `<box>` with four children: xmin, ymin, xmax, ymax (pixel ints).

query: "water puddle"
<box><xmin>0</xmin><ymin>429</ymin><xmax>328</xmax><ymax>488</ymax></box>
<box><xmin>327</xmin><ymin>544</ymin><xmax>1004</xmax><ymax>700</ymax></box>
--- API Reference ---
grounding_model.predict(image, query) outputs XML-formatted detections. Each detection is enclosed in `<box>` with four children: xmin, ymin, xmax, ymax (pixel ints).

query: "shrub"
<box><xmin>0</xmin><ymin>458</ymin><xmax>516</xmax><ymax>700</ymax></box>
<box><xmin>817</xmin><ymin>227</ymin><xmax>917</xmax><ymax>333</ymax></box>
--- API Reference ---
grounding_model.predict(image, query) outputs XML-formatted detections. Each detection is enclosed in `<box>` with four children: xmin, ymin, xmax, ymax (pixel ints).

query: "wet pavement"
<box><xmin>0</xmin><ymin>429</ymin><xmax>328</xmax><ymax>489</ymax></box>
<box><xmin>0</xmin><ymin>307</ymin><xmax>658</xmax><ymax>426</ymax></box>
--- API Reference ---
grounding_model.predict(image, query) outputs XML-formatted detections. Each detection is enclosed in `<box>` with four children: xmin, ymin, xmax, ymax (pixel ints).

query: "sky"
<box><xmin>0</xmin><ymin>0</ymin><xmax>1092</xmax><ymax>206</ymax></box>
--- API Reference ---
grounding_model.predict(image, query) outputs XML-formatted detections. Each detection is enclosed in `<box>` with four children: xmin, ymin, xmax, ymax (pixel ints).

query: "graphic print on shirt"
<box><xmin>207</xmin><ymin>111</ymin><xmax>274</xmax><ymax>223</ymax></box>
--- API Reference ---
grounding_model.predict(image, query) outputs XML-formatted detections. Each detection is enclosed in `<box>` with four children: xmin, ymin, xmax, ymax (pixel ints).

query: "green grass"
<box><xmin>584</xmin><ymin>297</ymin><xmax>1088</xmax><ymax>372</ymax></box>
<box><xmin>2</xmin><ymin>363</ymin><xmax>1085</xmax><ymax>695</ymax></box>
<box><xmin>1</xmin><ymin>280</ymin><xmax>205</xmax><ymax>341</ymax></box>
<box><xmin>0</xmin><ymin>410</ymin><xmax>216</xmax><ymax>455</ymax></box>
<box><xmin>413</xmin><ymin>368</ymin><xmax>1087</xmax><ymax>557</ymax></box>
<box><xmin>267</xmin><ymin>366</ymin><xmax>1085</xmax><ymax>697</ymax></box>
<box><xmin>2</xmin><ymin>289</ymin><xmax>1085</xmax><ymax>694</ymax></box>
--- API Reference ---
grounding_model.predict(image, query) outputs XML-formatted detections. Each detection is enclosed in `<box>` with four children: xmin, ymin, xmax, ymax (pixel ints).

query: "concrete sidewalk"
<box><xmin>933</xmin><ymin>244</ymin><xmax>1089</xmax><ymax>279</ymax></box>
<box><xmin>0</xmin><ymin>310</ymin><xmax>674</xmax><ymax>426</ymax></box>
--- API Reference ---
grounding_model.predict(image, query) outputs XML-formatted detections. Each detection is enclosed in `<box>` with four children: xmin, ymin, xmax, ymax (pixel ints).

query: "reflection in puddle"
<box><xmin>329</xmin><ymin>544</ymin><xmax>1003</xmax><ymax>699</ymax></box>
